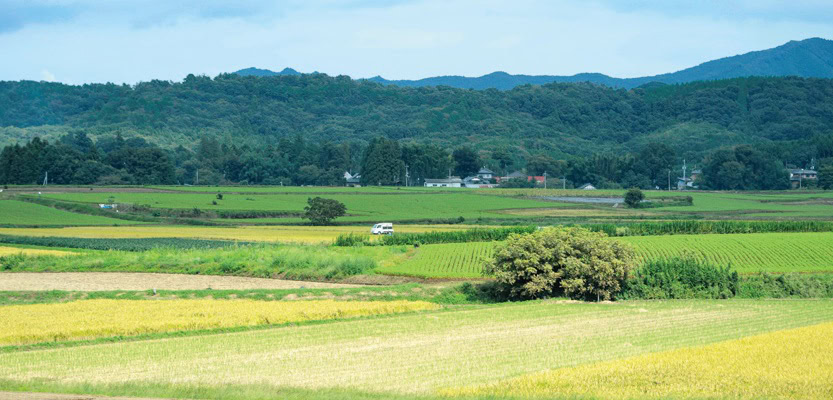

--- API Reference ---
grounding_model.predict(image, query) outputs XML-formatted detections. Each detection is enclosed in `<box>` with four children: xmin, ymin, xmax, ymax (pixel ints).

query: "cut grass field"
<box><xmin>448</xmin><ymin>321</ymin><xmax>833</xmax><ymax>399</ymax></box>
<box><xmin>622</xmin><ymin>232</ymin><xmax>833</xmax><ymax>274</ymax></box>
<box><xmin>0</xmin><ymin>200</ymin><xmax>142</xmax><ymax>226</ymax></box>
<box><xmin>0</xmin><ymin>299</ymin><xmax>439</xmax><ymax>346</ymax></box>
<box><xmin>0</xmin><ymin>224</ymin><xmax>484</xmax><ymax>243</ymax></box>
<box><xmin>0</xmin><ymin>300</ymin><xmax>831</xmax><ymax>398</ymax></box>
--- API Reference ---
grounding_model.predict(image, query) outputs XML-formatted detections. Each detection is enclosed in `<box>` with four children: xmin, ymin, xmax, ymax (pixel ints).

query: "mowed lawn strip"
<box><xmin>0</xmin><ymin>200</ymin><xmax>142</xmax><ymax>226</ymax></box>
<box><xmin>448</xmin><ymin>320</ymin><xmax>833</xmax><ymax>399</ymax></box>
<box><xmin>1</xmin><ymin>300</ymin><xmax>832</xmax><ymax>394</ymax></box>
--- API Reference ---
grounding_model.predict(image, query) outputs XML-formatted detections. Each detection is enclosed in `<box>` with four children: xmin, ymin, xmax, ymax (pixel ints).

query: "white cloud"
<box><xmin>40</xmin><ymin>69</ymin><xmax>56</xmax><ymax>82</ymax></box>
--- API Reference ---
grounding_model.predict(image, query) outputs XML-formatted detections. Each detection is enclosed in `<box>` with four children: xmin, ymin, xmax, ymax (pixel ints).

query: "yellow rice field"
<box><xmin>445</xmin><ymin>321</ymin><xmax>833</xmax><ymax>400</ymax></box>
<box><xmin>0</xmin><ymin>224</ymin><xmax>480</xmax><ymax>244</ymax></box>
<box><xmin>0</xmin><ymin>246</ymin><xmax>75</xmax><ymax>257</ymax></box>
<box><xmin>0</xmin><ymin>299</ymin><xmax>439</xmax><ymax>346</ymax></box>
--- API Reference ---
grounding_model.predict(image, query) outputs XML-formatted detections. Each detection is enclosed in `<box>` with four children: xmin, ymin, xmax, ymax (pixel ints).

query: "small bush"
<box><xmin>333</xmin><ymin>233</ymin><xmax>370</xmax><ymax>247</ymax></box>
<box><xmin>484</xmin><ymin>227</ymin><xmax>635</xmax><ymax>301</ymax></box>
<box><xmin>216</xmin><ymin>193</ymin><xmax>224</xmax><ymax>200</ymax></box>
<box><xmin>304</xmin><ymin>197</ymin><xmax>347</xmax><ymax>225</ymax></box>
<box><xmin>738</xmin><ymin>272</ymin><xmax>833</xmax><ymax>298</ymax></box>
<box><xmin>623</xmin><ymin>255</ymin><xmax>738</xmax><ymax>299</ymax></box>
<box><xmin>624</xmin><ymin>188</ymin><xmax>644</xmax><ymax>208</ymax></box>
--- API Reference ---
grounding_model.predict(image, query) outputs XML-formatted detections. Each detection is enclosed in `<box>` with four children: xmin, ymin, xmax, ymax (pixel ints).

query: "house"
<box><xmin>424</xmin><ymin>177</ymin><xmax>463</xmax><ymax>188</ymax></box>
<box><xmin>578</xmin><ymin>183</ymin><xmax>596</xmax><ymax>190</ymax></box>
<box><xmin>789</xmin><ymin>168</ymin><xmax>818</xmax><ymax>188</ymax></box>
<box><xmin>477</xmin><ymin>167</ymin><xmax>495</xmax><ymax>180</ymax></box>
<box><xmin>677</xmin><ymin>177</ymin><xmax>697</xmax><ymax>190</ymax></box>
<box><xmin>463</xmin><ymin>176</ymin><xmax>496</xmax><ymax>188</ymax></box>
<box><xmin>344</xmin><ymin>172</ymin><xmax>361</xmax><ymax>187</ymax></box>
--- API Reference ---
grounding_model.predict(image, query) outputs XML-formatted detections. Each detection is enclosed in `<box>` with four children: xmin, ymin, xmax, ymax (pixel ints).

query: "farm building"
<box><xmin>424</xmin><ymin>177</ymin><xmax>463</xmax><ymax>188</ymax></box>
<box><xmin>344</xmin><ymin>172</ymin><xmax>361</xmax><ymax>187</ymax></box>
<box><xmin>789</xmin><ymin>168</ymin><xmax>817</xmax><ymax>188</ymax></box>
<box><xmin>477</xmin><ymin>167</ymin><xmax>495</xmax><ymax>180</ymax></box>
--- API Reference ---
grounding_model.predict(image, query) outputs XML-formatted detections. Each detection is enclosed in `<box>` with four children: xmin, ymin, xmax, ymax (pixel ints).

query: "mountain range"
<box><xmin>235</xmin><ymin>38</ymin><xmax>833</xmax><ymax>90</ymax></box>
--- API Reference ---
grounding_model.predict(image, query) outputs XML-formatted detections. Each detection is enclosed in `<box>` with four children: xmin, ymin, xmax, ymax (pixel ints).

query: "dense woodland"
<box><xmin>1</xmin><ymin>73</ymin><xmax>833</xmax><ymax>189</ymax></box>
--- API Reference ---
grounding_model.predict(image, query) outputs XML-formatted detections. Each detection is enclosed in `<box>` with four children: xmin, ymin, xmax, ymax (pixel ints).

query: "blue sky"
<box><xmin>1</xmin><ymin>0</ymin><xmax>832</xmax><ymax>84</ymax></box>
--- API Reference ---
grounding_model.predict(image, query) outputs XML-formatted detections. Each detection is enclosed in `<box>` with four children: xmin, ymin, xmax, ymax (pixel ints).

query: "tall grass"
<box><xmin>0</xmin><ymin>244</ymin><xmax>386</xmax><ymax>281</ymax></box>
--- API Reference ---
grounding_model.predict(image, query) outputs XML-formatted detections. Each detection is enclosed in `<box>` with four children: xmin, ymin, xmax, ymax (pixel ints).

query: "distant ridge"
<box><xmin>235</xmin><ymin>67</ymin><xmax>301</xmax><ymax>77</ymax></box>
<box><xmin>235</xmin><ymin>38</ymin><xmax>833</xmax><ymax>89</ymax></box>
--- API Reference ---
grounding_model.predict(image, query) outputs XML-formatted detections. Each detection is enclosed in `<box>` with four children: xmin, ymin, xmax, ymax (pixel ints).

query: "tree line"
<box><xmin>2</xmin><ymin>131</ymin><xmax>830</xmax><ymax>190</ymax></box>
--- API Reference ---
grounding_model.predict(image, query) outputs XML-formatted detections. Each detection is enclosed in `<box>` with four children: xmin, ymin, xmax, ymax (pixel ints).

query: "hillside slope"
<box><xmin>1</xmin><ymin>74</ymin><xmax>832</xmax><ymax>161</ymax></box>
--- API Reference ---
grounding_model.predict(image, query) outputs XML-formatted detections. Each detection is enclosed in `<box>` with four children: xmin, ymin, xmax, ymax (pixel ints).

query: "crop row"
<box><xmin>0</xmin><ymin>234</ymin><xmax>253</xmax><ymax>251</ymax></box>
<box><xmin>585</xmin><ymin>220</ymin><xmax>833</xmax><ymax>236</ymax></box>
<box><xmin>621</xmin><ymin>232</ymin><xmax>833</xmax><ymax>274</ymax></box>
<box><xmin>378</xmin><ymin>242</ymin><xmax>495</xmax><ymax>278</ymax></box>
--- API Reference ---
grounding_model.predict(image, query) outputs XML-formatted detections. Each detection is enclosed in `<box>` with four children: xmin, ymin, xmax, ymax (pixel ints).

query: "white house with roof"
<box><xmin>424</xmin><ymin>177</ymin><xmax>463</xmax><ymax>188</ymax></box>
<box><xmin>477</xmin><ymin>167</ymin><xmax>494</xmax><ymax>180</ymax></box>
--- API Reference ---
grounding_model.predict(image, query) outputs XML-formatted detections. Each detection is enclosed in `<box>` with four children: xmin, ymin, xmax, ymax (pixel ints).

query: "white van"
<box><xmin>371</xmin><ymin>223</ymin><xmax>394</xmax><ymax>235</ymax></box>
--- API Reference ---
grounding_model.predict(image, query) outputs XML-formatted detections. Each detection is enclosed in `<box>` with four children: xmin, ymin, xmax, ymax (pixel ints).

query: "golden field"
<box><xmin>0</xmin><ymin>246</ymin><xmax>75</xmax><ymax>257</ymax></box>
<box><xmin>0</xmin><ymin>224</ymin><xmax>480</xmax><ymax>244</ymax></box>
<box><xmin>444</xmin><ymin>321</ymin><xmax>833</xmax><ymax>399</ymax></box>
<box><xmin>0</xmin><ymin>299</ymin><xmax>439</xmax><ymax>346</ymax></box>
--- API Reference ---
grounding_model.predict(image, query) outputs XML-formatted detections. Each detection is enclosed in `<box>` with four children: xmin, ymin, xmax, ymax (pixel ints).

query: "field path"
<box><xmin>0</xmin><ymin>272</ymin><xmax>362</xmax><ymax>291</ymax></box>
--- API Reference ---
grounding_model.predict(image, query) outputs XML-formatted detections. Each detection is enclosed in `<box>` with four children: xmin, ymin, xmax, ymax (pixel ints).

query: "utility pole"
<box><xmin>668</xmin><ymin>169</ymin><xmax>671</xmax><ymax>191</ymax></box>
<box><xmin>562</xmin><ymin>176</ymin><xmax>566</xmax><ymax>190</ymax></box>
<box><xmin>43</xmin><ymin>171</ymin><xmax>48</xmax><ymax>186</ymax></box>
<box><xmin>405</xmin><ymin>165</ymin><xmax>409</xmax><ymax>187</ymax></box>
<box><xmin>543</xmin><ymin>171</ymin><xmax>547</xmax><ymax>189</ymax></box>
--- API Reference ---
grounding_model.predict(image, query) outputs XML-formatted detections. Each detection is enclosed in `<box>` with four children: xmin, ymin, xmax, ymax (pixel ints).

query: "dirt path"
<box><xmin>0</xmin><ymin>392</ymin><xmax>171</xmax><ymax>400</ymax></box>
<box><xmin>0</xmin><ymin>272</ymin><xmax>362</xmax><ymax>291</ymax></box>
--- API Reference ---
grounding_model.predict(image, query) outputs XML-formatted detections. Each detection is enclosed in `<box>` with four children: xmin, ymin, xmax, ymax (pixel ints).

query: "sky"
<box><xmin>1</xmin><ymin>0</ymin><xmax>833</xmax><ymax>85</ymax></box>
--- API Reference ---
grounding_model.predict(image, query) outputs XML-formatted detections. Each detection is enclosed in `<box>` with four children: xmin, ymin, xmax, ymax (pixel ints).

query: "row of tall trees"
<box><xmin>0</xmin><ymin>132</ymin><xmax>829</xmax><ymax>190</ymax></box>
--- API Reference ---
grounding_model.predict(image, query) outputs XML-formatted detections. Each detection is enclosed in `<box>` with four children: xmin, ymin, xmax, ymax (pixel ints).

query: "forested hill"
<box><xmin>1</xmin><ymin>73</ymin><xmax>833</xmax><ymax>164</ymax></box>
<box><xmin>242</xmin><ymin>38</ymin><xmax>833</xmax><ymax>90</ymax></box>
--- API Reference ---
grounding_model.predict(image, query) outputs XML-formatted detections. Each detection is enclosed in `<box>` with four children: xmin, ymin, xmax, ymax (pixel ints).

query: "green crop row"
<box><xmin>0</xmin><ymin>235</ymin><xmax>253</xmax><ymax>252</ymax></box>
<box><xmin>336</xmin><ymin>226</ymin><xmax>537</xmax><ymax>247</ymax></box>
<box><xmin>377</xmin><ymin>242</ymin><xmax>495</xmax><ymax>278</ymax></box>
<box><xmin>585</xmin><ymin>220</ymin><xmax>833</xmax><ymax>236</ymax></box>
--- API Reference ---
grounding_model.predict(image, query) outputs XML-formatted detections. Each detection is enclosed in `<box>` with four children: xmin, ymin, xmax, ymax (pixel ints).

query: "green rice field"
<box><xmin>382</xmin><ymin>232</ymin><xmax>833</xmax><ymax>279</ymax></box>
<box><xmin>0</xmin><ymin>200</ymin><xmax>141</xmax><ymax>226</ymax></box>
<box><xmin>622</xmin><ymin>232</ymin><xmax>833</xmax><ymax>274</ymax></box>
<box><xmin>377</xmin><ymin>242</ymin><xmax>495</xmax><ymax>278</ymax></box>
